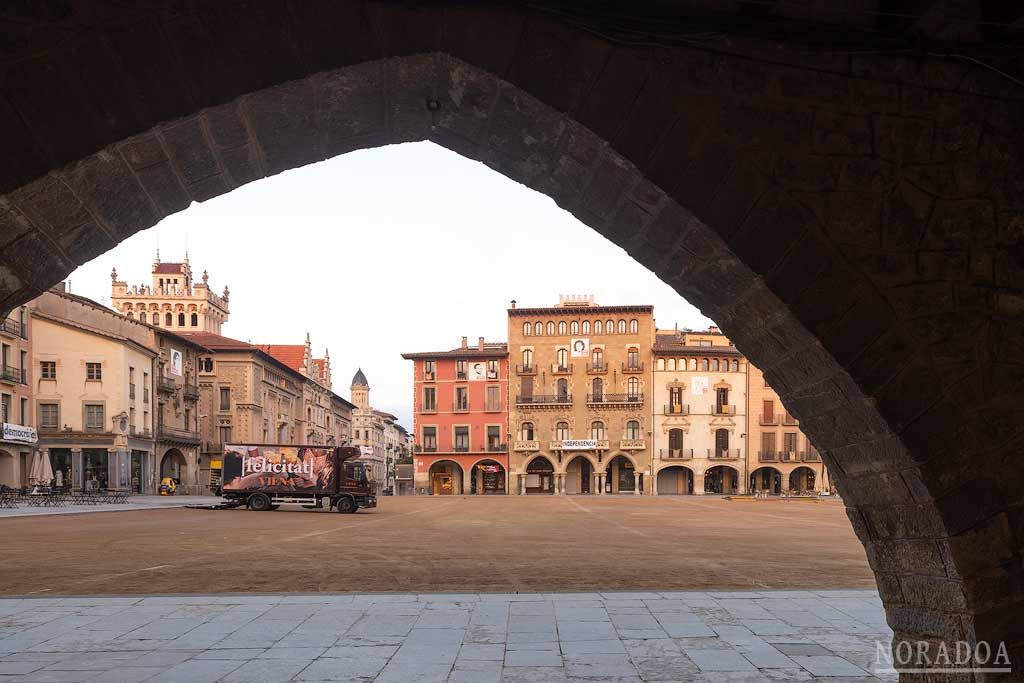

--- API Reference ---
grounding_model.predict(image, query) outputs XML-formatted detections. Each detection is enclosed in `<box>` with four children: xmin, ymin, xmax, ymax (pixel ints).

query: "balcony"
<box><xmin>413</xmin><ymin>444</ymin><xmax>438</xmax><ymax>453</ymax></box>
<box><xmin>782</xmin><ymin>413</ymin><xmax>799</xmax><ymax>426</ymax></box>
<box><xmin>183</xmin><ymin>384</ymin><xmax>200</xmax><ymax>401</ymax></box>
<box><xmin>587</xmin><ymin>393</ymin><xmax>643</xmax><ymax>406</ymax></box>
<box><xmin>156</xmin><ymin>376</ymin><xmax>177</xmax><ymax>394</ymax></box>
<box><xmin>0</xmin><ymin>366</ymin><xmax>26</xmax><ymax>385</ymax></box>
<box><xmin>779</xmin><ymin>451</ymin><xmax>798</xmax><ymax>462</ymax></box>
<box><xmin>423</xmin><ymin>371</ymin><xmax>435</xmax><ymax>381</ymax></box>
<box><xmin>663</xmin><ymin>404</ymin><xmax>689</xmax><ymax>415</ymax></box>
<box><xmin>453</xmin><ymin>444</ymin><xmax>470</xmax><ymax>453</ymax></box>
<box><xmin>487</xmin><ymin>443</ymin><xmax>508</xmax><ymax>453</ymax></box>
<box><xmin>711</xmin><ymin>404</ymin><xmax>736</xmax><ymax>415</ymax></box>
<box><xmin>759</xmin><ymin>414</ymin><xmax>779</xmax><ymax>426</ymax></box>
<box><xmin>551</xmin><ymin>363</ymin><xmax>573</xmax><ymax>375</ymax></box>
<box><xmin>158</xmin><ymin>425</ymin><xmax>201</xmax><ymax>444</ymax></box>
<box><xmin>621</xmin><ymin>362</ymin><xmax>644</xmax><ymax>373</ymax></box>
<box><xmin>708</xmin><ymin>449</ymin><xmax>741</xmax><ymax>460</ymax></box>
<box><xmin>620</xmin><ymin>439</ymin><xmax>646</xmax><ymax>450</ymax></box>
<box><xmin>456</xmin><ymin>371</ymin><xmax>467</xmax><ymax>380</ymax></box>
<box><xmin>0</xmin><ymin>319</ymin><xmax>26</xmax><ymax>339</ymax></box>
<box><xmin>484</xmin><ymin>402</ymin><xmax>502</xmax><ymax>413</ymax></box>
<box><xmin>516</xmin><ymin>394</ymin><xmax>571</xmax><ymax>406</ymax></box>
<box><xmin>516</xmin><ymin>364</ymin><xmax>537</xmax><ymax>375</ymax></box>
<box><xmin>801</xmin><ymin>450</ymin><xmax>822</xmax><ymax>462</ymax></box>
<box><xmin>513</xmin><ymin>440</ymin><xmax>540</xmax><ymax>451</ymax></box>
<box><xmin>660</xmin><ymin>448</ymin><xmax>693</xmax><ymax>460</ymax></box>
<box><xmin>758</xmin><ymin>451</ymin><xmax>778</xmax><ymax>462</ymax></box>
<box><xmin>586</xmin><ymin>363</ymin><xmax>608</xmax><ymax>374</ymax></box>
<box><xmin>452</xmin><ymin>402</ymin><xmax>470</xmax><ymax>413</ymax></box>
<box><xmin>421</xmin><ymin>403</ymin><xmax>437</xmax><ymax>414</ymax></box>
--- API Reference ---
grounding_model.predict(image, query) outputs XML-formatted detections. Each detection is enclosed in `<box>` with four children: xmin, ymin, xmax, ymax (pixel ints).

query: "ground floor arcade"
<box><xmin>510</xmin><ymin>451</ymin><xmax>652</xmax><ymax>495</ymax></box>
<box><xmin>414</xmin><ymin>453</ymin><xmax>510</xmax><ymax>495</ymax></box>
<box><xmin>652</xmin><ymin>461</ymin><xmax>829</xmax><ymax>496</ymax></box>
<box><xmin>0</xmin><ymin>440</ymin><xmax>34</xmax><ymax>489</ymax></box>
<box><xmin>39</xmin><ymin>435</ymin><xmax>155</xmax><ymax>493</ymax></box>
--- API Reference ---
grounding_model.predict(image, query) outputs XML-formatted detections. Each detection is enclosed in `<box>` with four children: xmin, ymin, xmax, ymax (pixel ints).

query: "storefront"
<box><xmin>471</xmin><ymin>460</ymin><xmax>506</xmax><ymax>494</ymax></box>
<box><xmin>524</xmin><ymin>457</ymin><xmax>554</xmax><ymax>494</ymax></box>
<box><xmin>0</xmin><ymin>423</ymin><xmax>37</xmax><ymax>489</ymax></box>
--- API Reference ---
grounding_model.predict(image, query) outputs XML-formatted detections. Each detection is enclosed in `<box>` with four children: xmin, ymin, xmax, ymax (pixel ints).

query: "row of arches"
<box><xmin>655</xmin><ymin>465</ymin><xmax>819</xmax><ymax>495</ymax></box>
<box><xmin>126</xmin><ymin>311</ymin><xmax>199</xmax><ymax>327</ymax></box>
<box><xmin>523</xmin><ymin>319</ymin><xmax>639</xmax><ymax>337</ymax></box>
<box><xmin>656</xmin><ymin>357</ymin><xmax>740</xmax><ymax>372</ymax></box>
<box><xmin>520</xmin><ymin>419</ymin><xmax>643</xmax><ymax>441</ymax></box>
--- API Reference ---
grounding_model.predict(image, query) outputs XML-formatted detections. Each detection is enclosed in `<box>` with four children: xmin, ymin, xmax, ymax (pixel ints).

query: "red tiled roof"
<box><xmin>154</xmin><ymin>263</ymin><xmax>185</xmax><ymax>274</ymax></box>
<box><xmin>178</xmin><ymin>331</ymin><xmax>253</xmax><ymax>350</ymax></box>
<box><xmin>255</xmin><ymin>344</ymin><xmax>305</xmax><ymax>372</ymax></box>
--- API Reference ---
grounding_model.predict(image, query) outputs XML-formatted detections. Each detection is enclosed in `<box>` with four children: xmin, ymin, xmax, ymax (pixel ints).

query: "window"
<box><xmin>1</xmin><ymin>394</ymin><xmax>9</xmax><ymax>423</ymax></box>
<box><xmin>700</xmin><ymin>358</ymin><xmax>709</xmax><ymax>371</ymax></box>
<box><xmin>592</xmin><ymin>377</ymin><xmax>603</xmax><ymax>401</ymax></box>
<box><xmin>20</xmin><ymin>397</ymin><xmax>27</xmax><ymax>424</ymax></box>
<box><xmin>558</xmin><ymin>321</ymin><xmax>566</xmax><ymax>335</ymax></box>
<box><xmin>591</xmin><ymin>420</ymin><xmax>604</xmax><ymax>440</ymax></box>
<box><xmin>422</xmin><ymin>426</ymin><xmax>438</xmax><ymax>451</ymax></box>
<box><xmin>656</xmin><ymin>358</ymin><xmax>665</xmax><ymax>371</ymax></box>
<box><xmin>627</xmin><ymin>348</ymin><xmax>639</xmax><ymax>368</ymax></box>
<box><xmin>177</xmin><ymin>312</ymin><xmax>185</xmax><ymax>326</ymax></box>
<box><xmin>617</xmin><ymin>320</ymin><xmax>626</xmax><ymax>334</ymax></box>
<box><xmin>454</xmin><ymin>426</ymin><xmax>469</xmax><ymax>451</ymax></box>
<box><xmin>669</xmin><ymin>386</ymin><xmax>683</xmax><ymax>411</ymax></box>
<box><xmin>422</xmin><ymin>387</ymin><xmax>436</xmax><ymax>411</ymax></box>
<box><xmin>455</xmin><ymin>386</ymin><xmax>468</xmax><ymax>411</ymax></box>
<box><xmin>556</xmin><ymin>348</ymin><xmax>568</xmax><ymax>370</ymax></box>
<box><xmin>456</xmin><ymin>360</ymin><xmax>467</xmax><ymax>380</ymax></box>
<box><xmin>39</xmin><ymin>403</ymin><xmax>59</xmax><ymax>429</ymax></box>
<box><xmin>85</xmin><ymin>403</ymin><xmax>104</xmax><ymax>431</ymax></box>
<box><xmin>218</xmin><ymin>425</ymin><xmax>232</xmax><ymax>445</ymax></box>
<box><xmin>165</xmin><ymin>313</ymin><xmax>172</xmax><ymax>326</ymax></box>
<box><xmin>191</xmin><ymin>313</ymin><xmax>198</xmax><ymax>327</ymax></box>
<box><xmin>555</xmin><ymin>421</ymin><xmax>569</xmax><ymax>441</ymax></box>
<box><xmin>625</xmin><ymin>420</ymin><xmax>640</xmax><ymax>440</ymax></box>
<box><xmin>40</xmin><ymin>361</ymin><xmax>56</xmax><ymax>380</ymax></box>
<box><xmin>669</xmin><ymin>428</ymin><xmax>684</xmax><ymax>451</ymax></box>
<box><xmin>570</xmin><ymin>321</ymin><xmax>579</xmax><ymax>334</ymax></box>
<box><xmin>139</xmin><ymin>312</ymin><xmax>147</xmax><ymax>324</ymax></box>
<box><xmin>627</xmin><ymin>377</ymin><xmax>640</xmax><ymax>399</ymax></box>
<box><xmin>523</xmin><ymin>322</ymin><xmax>531</xmax><ymax>336</ymax></box>
<box><xmin>129</xmin><ymin>407</ymin><xmax>135</xmax><ymax>431</ymax></box>
<box><xmin>629</xmin><ymin>319</ymin><xmax>638</xmax><ymax>333</ymax></box>
<box><xmin>603</xmin><ymin>319</ymin><xmax>612</xmax><ymax>332</ymax></box>
<box><xmin>219</xmin><ymin>387</ymin><xmax>231</xmax><ymax>410</ymax></box>
<box><xmin>582</xmin><ymin>321</ymin><xmax>590</xmax><ymax>334</ymax></box>
<box><xmin>202</xmin><ymin>358</ymin><xmax>214</xmax><ymax>373</ymax></box>
<box><xmin>143</xmin><ymin>372</ymin><xmax>149</xmax><ymax>403</ymax></box>
<box><xmin>520</xmin><ymin>377</ymin><xmax>533</xmax><ymax>400</ymax></box>
<box><xmin>783</xmin><ymin>432</ymin><xmax>798</xmax><ymax>454</ymax></box>
<box><xmin>486</xmin><ymin>385</ymin><xmax>500</xmax><ymax>411</ymax></box>
<box><xmin>487</xmin><ymin>425</ymin><xmax>501</xmax><ymax>450</ymax></box>
<box><xmin>522</xmin><ymin>349</ymin><xmax>533</xmax><ymax>369</ymax></box>
<box><xmin>592</xmin><ymin>348</ymin><xmax>603</xmax><ymax>368</ymax></box>
<box><xmin>556</xmin><ymin>378</ymin><xmax>568</xmax><ymax>400</ymax></box>
<box><xmin>732</xmin><ymin>360</ymin><xmax>739</xmax><ymax>372</ymax></box>
<box><xmin>594</xmin><ymin>320</ymin><xmax>603</xmax><ymax>334</ymax></box>
<box><xmin>760</xmin><ymin>431</ymin><xmax>775</xmax><ymax>456</ymax></box>
<box><xmin>520</xmin><ymin>422</ymin><xmax>534</xmax><ymax>440</ymax></box>
<box><xmin>763</xmin><ymin>400</ymin><xmax>774</xmax><ymax>419</ymax></box>
<box><xmin>424</xmin><ymin>360</ymin><xmax>436</xmax><ymax>380</ymax></box>
<box><xmin>667</xmin><ymin>358</ymin><xmax>676</xmax><ymax>371</ymax></box>
<box><xmin>86</xmin><ymin>362</ymin><xmax>102</xmax><ymax>380</ymax></box>
<box><xmin>487</xmin><ymin>359</ymin><xmax>498</xmax><ymax>379</ymax></box>
<box><xmin>534</xmin><ymin>322</ymin><xmax>542</xmax><ymax>336</ymax></box>
<box><xmin>546</xmin><ymin>322</ymin><xmax>555</xmax><ymax>335</ymax></box>
<box><xmin>716</xmin><ymin>387</ymin><xmax>729</xmax><ymax>412</ymax></box>
<box><xmin>717</xmin><ymin>428</ymin><xmax>731</xmax><ymax>456</ymax></box>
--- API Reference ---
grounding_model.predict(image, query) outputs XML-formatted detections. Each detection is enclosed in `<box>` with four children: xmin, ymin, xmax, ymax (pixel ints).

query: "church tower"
<box><xmin>351</xmin><ymin>368</ymin><xmax>370</xmax><ymax>411</ymax></box>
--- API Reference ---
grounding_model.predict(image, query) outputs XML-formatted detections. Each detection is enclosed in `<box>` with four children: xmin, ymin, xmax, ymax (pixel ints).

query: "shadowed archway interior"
<box><xmin>1</xmin><ymin>2</ymin><xmax>1023</xmax><ymax>672</ymax></box>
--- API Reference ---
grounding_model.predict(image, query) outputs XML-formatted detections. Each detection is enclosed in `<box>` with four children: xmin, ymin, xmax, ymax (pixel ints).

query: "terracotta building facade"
<box><xmin>401</xmin><ymin>337</ymin><xmax>509</xmax><ymax>495</ymax></box>
<box><xmin>0</xmin><ymin>304</ymin><xmax>35</xmax><ymax>488</ymax></box>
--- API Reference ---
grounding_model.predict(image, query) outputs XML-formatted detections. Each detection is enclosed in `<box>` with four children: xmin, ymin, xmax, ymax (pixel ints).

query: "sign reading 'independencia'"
<box><xmin>559</xmin><ymin>440</ymin><xmax>599</xmax><ymax>450</ymax></box>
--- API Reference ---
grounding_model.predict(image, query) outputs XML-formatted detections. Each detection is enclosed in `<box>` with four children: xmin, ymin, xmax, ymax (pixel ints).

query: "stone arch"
<box><xmin>0</xmin><ymin>5</ymin><xmax>1020</xmax><ymax>661</ymax></box>
<box><xmin>428</xmin><ymin>459</ymin><xmax>464</xmax><ymax>496</ymax></box>
<box><xmin>159</xmin><ymin>448</ymin><xmax>187</xmax><ymax>482</ymax></box>
<box><xmin>656</xmin><ymin>464</ymin><xmax>694</xmax><ymax>495</ymax></box>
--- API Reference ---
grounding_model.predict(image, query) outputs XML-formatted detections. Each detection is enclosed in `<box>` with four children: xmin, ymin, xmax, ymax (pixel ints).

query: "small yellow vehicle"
<box><xmin>159</xmin><ymin>477</ymin><xmax>178</xmax><ymax>495</ymax></box>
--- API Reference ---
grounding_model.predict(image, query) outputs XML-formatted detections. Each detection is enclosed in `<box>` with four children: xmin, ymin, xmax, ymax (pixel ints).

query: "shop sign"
<box><xmin>480</xmin><ymin>465</ymin><xmax>502</xmax><ymax>473</ymax></box>
<box><xmin>2</xmin><ymin>423</ymin><xmax>37</xmax><ymax>444</ymax></box>
<box><xmin>359</xmin><ymin>445</ymin><xmax>374</xmax><ymax>457</ymax></box>
<box><xmin>560</xmin><ymin>439</ymin><xmax>598</xmax><ymax>450</ymax></box>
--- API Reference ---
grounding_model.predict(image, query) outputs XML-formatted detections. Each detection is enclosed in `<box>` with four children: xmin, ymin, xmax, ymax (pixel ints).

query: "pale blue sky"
<box><xmin>69</xmin><ymin>142</ymin><xmax>712</xmax><ymax>427</ymax></box>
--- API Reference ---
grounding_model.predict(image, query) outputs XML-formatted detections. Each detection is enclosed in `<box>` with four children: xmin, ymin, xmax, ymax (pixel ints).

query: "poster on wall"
<box><xmin>467</xmin><ymin>362</ymin><xmax>487</xmax><ymax>381</ymax></box>
<box><xmin>170</xmin><ymin>349</ymin><xmax>183</xmax><ymax>376</ymax></box>
<box><xmin>570</xmin><ymin>338</ymin><xmax>590</xmax><ymax>357</ymax></box>
<box><xmin>691</xmin><ymin>376</ymin><xmax>709</xmax><ymax>395</ymax></box>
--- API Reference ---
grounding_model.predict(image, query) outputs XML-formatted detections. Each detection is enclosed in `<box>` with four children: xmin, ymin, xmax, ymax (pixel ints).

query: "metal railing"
<box><xmin>0</xmin><ymin>319</ymin><xmax>26</xmax><ymax>338</ymax></box>
<box><xmin>801</xmin><ymin>450</ymin><xmax>821</xmax><ymax>462</ymax></box>
<box><xmin>551</xmin><ymin>363</ymin><xmax>573</xmax><ymax>374</ymax></box>
<box><xmin>421</xmin><ymin>404</ymin><xmax>437</xmax><ymax>414</ymax></box>
<box><xmin>759</xmin><ymin>414</ymin><xmax>779</xmax><ymax>425</ymax></box>
<box><xmin>453</xmin><ymin>444</ymin><xmax>470</xmax><ymax>453</ymax></box>
<box><xmin>156</xmin><ymin>376</ymin><xmax>176</xmax><ymax>393</ymax></box>
<box><xmin>758</xmin><ymin>451</ymin><xmax>778</xmax><ymax>462</ymax></box>
<box><xmin>708</xmin><ymin>449</ymin><xmax>741</xmax><ymax>459</ymax></box>
<box><xmin>0</xmin><ymin>366</ymin><xmax>26</xmax><ymax>384</ymax></box>
<box><xmin>621</xmin><ymin>361</ymin><xmax>644</xmax><ymax>373</ymax></box>
<box><xmin>782</xmin><ymin>413</ymin><xmax>799</xmax><ymax>425</ymax></box>
<box><xmin>516</xmin><ymin>364</ymin><xmax>537</xmax><ymax>375</ymax></box>
<box><xmin>158</xmin><ymin>425</ymin><xmax>201</xmax><ymax>443</ymax></box>
<box><xmin>779</xmin><ymin>451</ymin><xmax>797</xmax><ymax>462</ymax></box>
<box><xmin>413</xmin><ymin>444</ymin><xmax>438</xmax><ymax>453</ymax></box>
<box><xmin>487</xmin><ymin>443</ymin><xmax>508</xmax><ymax>453</ymax></box>
<box><xmin>587</xmin><ymin>393</ymin><xmax>643</xmax><ymax>404</ymax></box>
<box><xmin>452</xmin><ymin>402</ymin><xmax>470</xmax><ymax>413</ymax></box>
<box><xmin>423</xmin><ymin>371</ymin><xmax>435</xmax><ymax>381</ymax></box>
<box><xmin>586</xmin><ymin>363</ymin><xmax>608</xmax><ymax>374</ymax></box>
<box><xmin>663</xmin><ymin>404</ymin><xmax>689</xmax><ymax>415</ymax></box>
<box><xmin>660</xmin><ymin>448</ymin><xmax>693</xmax><ymax>460</ymax></box>
<box><xmin>516</xmin><ymin>394</ymin><xmax>571</xmax><ymax>405</ymax></box>
<box><xmin>711</xmin><ymin>404</ymin><xmax>735</xmax><ymax>415</ymax></box>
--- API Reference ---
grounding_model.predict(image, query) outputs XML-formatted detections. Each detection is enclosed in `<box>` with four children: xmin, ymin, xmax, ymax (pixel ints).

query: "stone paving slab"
<box><xmin>0</xmin><ymin>591</ymin><xmax>896</xmax><ymax>681</ymax></box>
<box><xmin>0</xmin><ymin>496</ymin><xmax>214</xmax><ymax>518</ymax></box>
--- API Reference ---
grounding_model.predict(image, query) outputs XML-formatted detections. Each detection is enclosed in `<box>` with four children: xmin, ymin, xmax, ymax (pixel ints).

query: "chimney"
<box><xmin>510</xmin><ymin>299</ymin><xmax>517</xmax><ymax>309</ymax></box>
<box><xmin>461</xmin><ymin>336</ymin><xmax>468</xmax><ymax>349</ymax></box>
<box><xmin>478</xmin><ymin>337</ymin><xmax>484</xmax><ymax>350</ymax></box>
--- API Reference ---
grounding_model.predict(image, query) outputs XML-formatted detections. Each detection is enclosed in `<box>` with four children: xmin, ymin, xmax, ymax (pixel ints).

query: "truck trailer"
<box><xmin>219</xmin><ymin>444</ymin><xmax>376</xmax><ymax>513</ymax></box>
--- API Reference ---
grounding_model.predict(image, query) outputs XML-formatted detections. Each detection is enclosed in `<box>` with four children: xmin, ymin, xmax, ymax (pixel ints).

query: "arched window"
<box><xmin>520</xmin><ymin>422</ymin><xmax>534</xmax><ymax>440</ymax></box>
<box><xmin>164</xmin><ymin>312</ymin><xmax>172</xmax><ymax>326</ymax></box>
<box><xmin>591</xmin><ymin>421</ymin><xmax>605</xmax><ymax>440</ymax></box>
<box><xmin>656</xmin><ymin>358</ymin><xmax>665</xmax><ymax>371</ymax></box>
<box><xmin>534</xmin><ymin>322</ymin><xmax>543</xmax><ymax>336</ymax></box>
<box><xmin>570</xmin><ymin>321</ymin><xmax>579</xmax><ymax>334</ymax></box>
<box><xmin>126</xmin><ymin>312</ymin><xmax>134</xmax><ymax>320</ymax></box>
<box><xmin>546</xmin><ymin>322</ymin><xmax>555</xmax><ymax>335</ymax></box>
<box><xmin>712</xmin><ymin>359</ymin><xmax>720</xmax><ymax>371</ymax></box>
<box><xmin>558</xmin><ymin>321</ymin><xmax>566</xmax><ymax>335</ymax></box>
<box><xmin>627</xmin><ymin>377</ymin><xmax>640</xmax><ymax>399</ymax></box>
<box><xmin>523</xmin><ymin>322</ymin><xmax>531</xmax><ymax>336</ymax></box>
<box><xmin>556</xmin><ymin>348</ymin><xmax>568</xmax><ymax>370</ymax></box>
<box><xmin>617</xmin><ymin>320</ymin><xmax>626</xmax><ymax>334</ymax></box>
<box><xmin>629</xmin><ymin>319</ymin><xmax>638</xmax><ymax>334</ymax></box>
<box><xmin>582</xmin><ymin>320</ymin><xmax>590</xmax><ymax>334</ymax></box>
<box><xmin>700</xmin><ymin>358</ymin><xmax>709</xmax><ymax>371</ymax></box>
<box><xmin>555</xmin><ymin>421</ymin><xmax>569</xmax><ymax>440</ymax></box>
<box><xmin>594</xmin><ymin>320</ymin><xmax>603</xmax><ymax>334</ymax></box>
<box><xmin>606</xmin><ymin>319</ymin><xmax>614</xmax><ymax>332</ymax></box>
<box><xmin>626</xmin><ymin>420</ymin><xmax>640</xmax><ymax>440</ymax></box>
<box><xmin>556</xmin><ymin>378</ymin><xmax>568</xmax><ymax>400</ymax></box>
<box><xmin>715</xmin><ymin>428</ymin><xmax>730</xmax><ymax>456</ymax></box>
<box><xmin>690</xmin><ymin>358</ymin><xmax>697</xmax><ymax>371</ymax></box>
<box><xmin>191</xmin><ymin>313</ymin><xmax>198</xmax><ymax>326</ymax></box>
<box><xmin>592</xmin><ymin>377</ymin><xmax>603</xmax><ymax>401</ymax></box>
<box><xmin>592</xmin><ymin>348</ymin><xmax>603</xmax><ymax>369</ymax></box>
<box><xmin>141</xmin><ymin>312</ymin><xmax>149</xmax><ymax>324</ymax></box>
<box><xmin>668</xmin><ymin>428</ymin><xmax>684</xmax><ymax>451</ymax></box>
<box><xmin>522</xmin><ymin>349</ymin><xmax>533</xmax><ymax>369</ymax></box>
<box><xmin>627</xmin><ymin>347</ymin><xmax>640</xmax><ymax>369</ymax></box>
<box><xmin>177</xmin><ymin>312</ymin><xmax>185</xmax><ymax>326</ymax></box>
<box><xmin>667</xmin><ymin>358</ymin><xmax>676</xmax><ymax>371</ymax></box>
<box><xmin>732</xmin><ymin>360</ymin><xmax>739</xmax><ymax>372</ymax></box>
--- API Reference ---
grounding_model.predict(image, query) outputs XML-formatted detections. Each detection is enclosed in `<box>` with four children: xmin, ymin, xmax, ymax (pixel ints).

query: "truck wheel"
<box><xmin>335</xmin><ymin>496</ymin><xmax>355</xmax><ymax>514</ymax></box>
<box><xmin>249</xmin><ymin>493</ymin><xmax>272</xmax><ymax>512</ymax></box>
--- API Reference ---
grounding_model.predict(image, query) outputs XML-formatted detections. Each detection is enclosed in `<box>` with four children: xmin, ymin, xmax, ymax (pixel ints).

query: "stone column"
<box><xmin>633</xmin><ymin>472</ymin><xmax>641</xmax><ymax>495</ymax></box>
<box><xmin>693</xmin><ymin>471</ymin><xmax>705</xmax><ymax>495</ymax></box>
<box><xmin>519</xmin><ymin>474</ymin><xmax>526</xmax><ymax>495</ymax></box>
<box><xmin>598</xmin><ymin>473</ymin><xmax>605</xmax><ymax>495</ymax></box>
<box><xmin>462</xmin><ymin>468</ymin><xmax>472</xmax><ymax>495</ymax></box>
<box><xmin>71</xmin><ymin>448</ymin><xmax>83</xmax><ymax>491</ymax></box>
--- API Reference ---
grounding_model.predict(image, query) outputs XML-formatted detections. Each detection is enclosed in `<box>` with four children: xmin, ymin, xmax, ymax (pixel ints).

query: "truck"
<box><xmin>218</xmin><ymin>444</ymin><xmax>376</xmax><ymax>513</ymax></box>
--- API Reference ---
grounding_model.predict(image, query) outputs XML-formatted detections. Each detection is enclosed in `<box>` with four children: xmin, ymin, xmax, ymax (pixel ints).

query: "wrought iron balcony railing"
<box><xmin>660</xmin><ymin>448</ymin><xmax>693</xmax><ymax>460</ymax></box>
<box><xmin>587</xmin><ymin>393</ymin><xmax>643</xmax><ymax>405</ymax></box>
<box><xmin>516</xmin><ymin>394</ymin><xmax>571</xmax><ymax>406</ymax></box>
<box><xmin>663</xmin><ymin>404</ymin><xmax>689</xmax><ymax>415</ymax></box>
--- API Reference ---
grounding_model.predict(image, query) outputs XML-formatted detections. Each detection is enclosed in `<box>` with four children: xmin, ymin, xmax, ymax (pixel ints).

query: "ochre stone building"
<box><xmin>111</xmin><ymin>254</ymin><xmax>229</xmax><ymax>334</ymax></box>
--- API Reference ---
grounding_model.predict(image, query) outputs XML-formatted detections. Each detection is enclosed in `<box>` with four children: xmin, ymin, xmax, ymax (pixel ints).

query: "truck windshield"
<box><xmin>354</xmin><ymin>464</ymin><xmax>368</xmax><ymax>484</ymax></box>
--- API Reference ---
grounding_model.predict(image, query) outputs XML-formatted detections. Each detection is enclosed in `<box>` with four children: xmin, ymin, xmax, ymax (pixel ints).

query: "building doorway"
<box><xmin>656</xmin><ymin>466</ymin><xmax>693</xmax><ymax>495</ymax></box>
<box><xmin>471</xmin><ymin>460</ymin><xmax>506</xmax><ymax>495</ymax></box>
<box><xmin>750</xmin><ymin>467</ymin><xmax>782</xmax><ymax>495</ymax></box>
<box><xmin>429</xmin><ymin>460</ymin><xmax>463</xmax><ymax>495</ymax></box>
<box><xmin>606</xmin><ymin>455</ymin><xmax>637</xmax><ymax>494</ymax></box>
<box><xmin>160</xmin><ymin>449</ymin><xmax>187</xmax><ymax>483</ymax></box>
<box><xmin>524</xmin><ymin>456</ymin><xmax>555</xmax><ymax>494</ymax></box>
<box><xmin>0</xmin><ymin>449</ymin><xmax>14</xmax><ymax>488</ymax></box>
<box><xmin>704</xmin><ymin>465</ymin><xmax>739</xmax><ymax>495</ymax></box>
<box><xmin>789</xmin><ymin>466</ymin><xmax>817</xmax><ymax>493</ymax></box>
<box><xmin>564</xmin><ymin>456</ymin><xmax>592</xmax><ymax>495</ymax></box>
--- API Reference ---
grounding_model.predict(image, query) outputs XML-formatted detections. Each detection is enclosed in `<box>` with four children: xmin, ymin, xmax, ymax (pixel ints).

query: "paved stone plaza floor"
<box><xmin>0</xmin><ymin>496</ymin><xmax>213</xmax><ymax>519</ymax></box>
<box><xmin>0</xmin><ymin>591</ymin><xmax>895</xmax><ymax>682</ymax></box>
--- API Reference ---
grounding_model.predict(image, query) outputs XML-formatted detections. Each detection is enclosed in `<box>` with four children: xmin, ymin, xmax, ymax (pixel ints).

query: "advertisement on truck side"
<box><xmin>221</xmin><ymin>445</ymin><xmax>336</xmax><ymax>493</ymax></box>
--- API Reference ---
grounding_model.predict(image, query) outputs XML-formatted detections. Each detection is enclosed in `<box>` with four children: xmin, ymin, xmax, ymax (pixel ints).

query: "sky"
<box><xmin>68</xmin><ymin>142</ymin><xmax>713</xmax><ymax>428</ymax></box>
